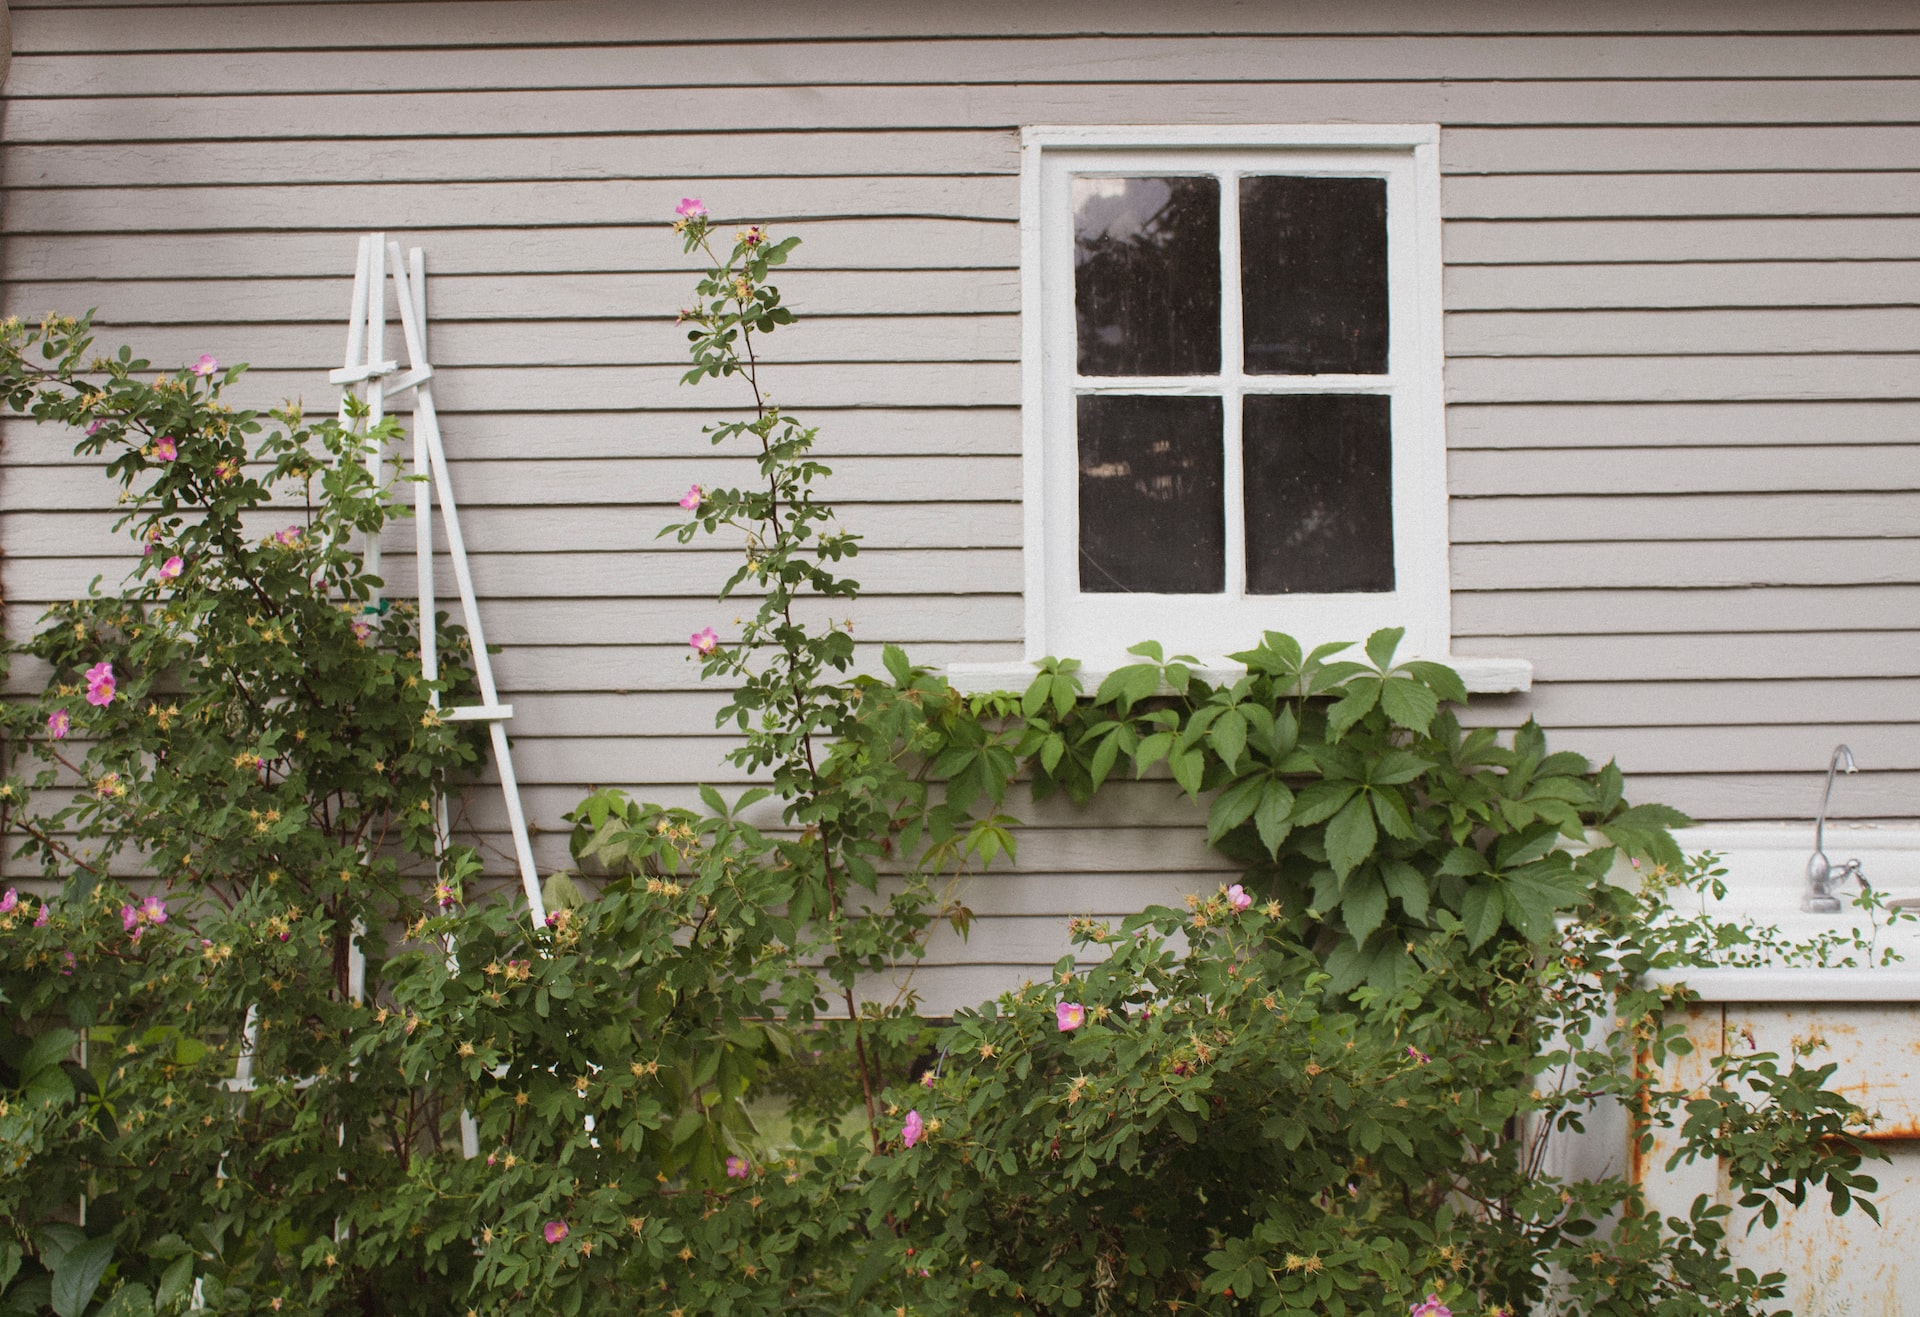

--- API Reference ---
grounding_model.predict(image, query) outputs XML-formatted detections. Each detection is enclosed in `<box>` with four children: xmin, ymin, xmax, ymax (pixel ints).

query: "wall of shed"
<box><xmin>2</xmin><ymin>0</ymin><xmax>1917</xmax><ymax>1006</ymax></box>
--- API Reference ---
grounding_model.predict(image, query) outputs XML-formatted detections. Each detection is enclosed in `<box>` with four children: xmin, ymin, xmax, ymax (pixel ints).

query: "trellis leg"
<box><xmin>386</xmin><ymin>245</ymin><xmax>546</xmax><ymax>926</ymax></box>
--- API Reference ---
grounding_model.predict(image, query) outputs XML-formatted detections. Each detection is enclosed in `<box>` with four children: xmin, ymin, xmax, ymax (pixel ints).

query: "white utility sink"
<box><xmin>1643</xmin><ymin>824</ymin><xmax>1920</xmax><ymax>1001</ymax></box>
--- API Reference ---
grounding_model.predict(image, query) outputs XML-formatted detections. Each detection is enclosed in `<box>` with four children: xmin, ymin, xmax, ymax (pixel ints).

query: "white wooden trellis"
<box><xmin>220</xmin><ymin>237</ymin><xmax>548</xmax><ymax>1188</ymax></box>
<box><xmin>330</xmin><ymin>233</ymin><xmax>548</xmax><ymax>928</ymax></box>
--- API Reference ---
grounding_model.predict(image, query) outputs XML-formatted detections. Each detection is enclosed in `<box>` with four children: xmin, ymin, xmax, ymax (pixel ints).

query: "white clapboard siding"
<box><xmin>8</xmin><ymin>2</ymin><xmax>1920</xmax><ymax>1000</ymax></box>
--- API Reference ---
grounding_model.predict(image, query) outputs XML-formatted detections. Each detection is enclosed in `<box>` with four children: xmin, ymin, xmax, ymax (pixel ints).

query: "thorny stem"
<box><xmin>702</xmin><ymin>231</ymin><xmax>881</xmax><ymax>1148</ymax></box>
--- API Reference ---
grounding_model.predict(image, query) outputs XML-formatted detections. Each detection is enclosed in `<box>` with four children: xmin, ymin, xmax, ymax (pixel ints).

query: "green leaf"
<box><xmin>155</xmin><ymin>1256</ymin><xmax>193</xmax><ymax>1313</ymax></box>
<box><xmin>1379</xmin><ymin>677</ymin><xmax>1438</xmax><ymax>734</ymax></box>
<box><xmin>1364</xmin><ymin>626</ymin><xmax>1405</xmax><ymax>671</ymax></box>
<box><xmin>1095</xmin><ymin>663</ymin><xmax>1161</xmax><ymax>713</ymax></box>
<box><xmin>1370</xmin><ymin>788</ymin><xmax>1418</xmax><ymax>841</ymax></box>
<box><xmin>1460</xmin><ymin>884</ymin><xmax>1504</xmax><ymax>950</ymax></box>
<box><xmin>1402</xmin><ymin>659</ymin><xmax>1468</xmax><ymax>705</ymax></box>
<box><xmin>1437</xmin><ymin>846</ymin><xmax>1489</xmax><ymax>878</ymax></box>
<box><xmin>1207</xmin><ymin>775</ymin><xmax>1267</xmax><ymax>847</ymax></box>
<box><xmin>1209</xmin><ymin>709</ymin><xmax>1247</xmax><ymax>770</ymax></box>
<box><xmin>1324</xmin><ymin>678</ymin><xmax>1381</xmax><ymax>741</ymax></box>
<box><xmin>97</xmin><ymin>1284</ymin><xmax>153</xmax><ymax>1317</ymax></box>
<box><xmin>1169</xmin><ymin>748</ymin><xmax>1205</xmax><ymax>800</ymax></box>
<box><xmin>21</xmin><ymin>1029</ymin><xmax>78</xmax><ymax>1082</ymax></box>
<box><xmin>1290</xmin><ymin>783</ymin><xmax>1357</xmax><ymax>826</ymax></box>
<box><xmin>1380</xmin><ymin>860</ymin><xmax>1430</xmax><ymax>921</ymax></box>
<box><xmin>882</xmin><ymin>643</ymin><xmax>913</xmax><ymax>685</ymax></box>
<box><xmin>51</xmin><ymin>1236</ymin><xmax>114</xmax><ymax>1317</ymax></box>
<box><xmin>1325</xmin><ymin>794</ymin><xmax>1378</xmax><ymax>878</ymax></box>
<box><xmin>1133</xmin><ymin>731</ymin><xmax>1174</xmax><ymax>775</ymax></box>
<box><xmin>1253</xmin><ymin>780</ymin><xmax>1295</xmax><ymax>857</ymax></box>
<box><xmin>1342</xmin><ymin>871</ymin><xmax>1389</xmax><ymax>940</ymax></box>
<box><xmin>35</xmin><ymin>1226</ymin><xmax>85</xmax><ymax>1273</ymax></box>
<box><xmin>1020</xmin><ymin>672</ymin><xmax>1051</xmax><ymax>719</ymax></box>
<box><xmin>1089</xmin><ymin>732</ymin><xmax>1122</xmax><ymax>789</ymax></box>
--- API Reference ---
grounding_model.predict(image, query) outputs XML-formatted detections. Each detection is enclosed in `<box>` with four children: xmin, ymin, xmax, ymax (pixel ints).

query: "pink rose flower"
<box><xmin>725</xmin><ymin>1155</ymin><xmax>749</xmax><ymax>1179</ymax></box>
<box><xmin>690</xmin><ymin>627</ymin><xmax>719</xmax><ymax>656</ymax></box>
<box><xmin>154</xmin><ymin>436</ymin><xmax>178</xmax><ymax>462</ymax></box>
<box><xmin>678</xmin><ymin>483</ymin><xmax>703</xmax><ymax>512</ymax></box>
<box><xmin>85</xmin><ymin>420</ymin><xmax>102</xmax><ymax>437</ymax></box>
<box><xmin>350</xmin><ymin>619</ymin><xmax>373</xmax><ymax>644</ymax></box>
<box><xmin>1226</xmin><ymin>883</ymin><xmax>1251</xmax><ymax>912</ymax></box>
<box><xmin>141</xmin><ymin>894</ymin><xmax>167</xmax><ymax>925</ymax></box>
<box><xmin>122</xmin><ymin>903</ymin><xmax>139</xmax><ymax>933</ymax></box>
<box><xmin>84</xmin><ymin>661</ymin><xmax>115</xmax><ymax>707</ymax></box>
<box><xmin>34</xmin><ymin>903</ymin><xmax>50</xmax><ymax>928</ymax></box>
<box><xmin>189</xmin><ymin>354</ymin><xmax>218</xmax><ymax>376</ymax></box>
<box><xmin>901</xmin><ymin>1110</ymin><xmax>924</xmax><ymax>1148</ymax></box>
<box><xmin>1056</xmin><ymin>1002</ymin><xmax>1086</xmax><ymax>1032</ymax></box>
<box><xmin>1410</xmin><ymin>1297</ymin><xmax>1452</xmax><ymax>1317</ymax></box>
<box><xmin>675</xmin><ymin>197</ymin><xmax>707</xmax><ymax>219</ymax></box>
<box><xmin>543</xmin><ymin>1220</ymin><xmax>569</xmax><ymax>1244</ymax></box>
<box><xmin>0</xmin><ymin>889</ymin><xmax>16</xmax><ymax>915</ymax></box>
<box><xmin>47</xmin><ymin>709</ymin><xmax>69</xmax><ymax>740</ymax></box>
<box><xmin>158</xmin><ymin>555</ymin><xmax>184</xmax><ymax>582</ymax></box>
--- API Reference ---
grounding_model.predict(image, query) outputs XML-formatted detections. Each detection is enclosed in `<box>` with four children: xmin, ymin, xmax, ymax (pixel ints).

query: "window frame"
<box><xmin>1019</xmin><ymin>124</ymin><xmax>1456</xmax><ymax>672</ymax></box>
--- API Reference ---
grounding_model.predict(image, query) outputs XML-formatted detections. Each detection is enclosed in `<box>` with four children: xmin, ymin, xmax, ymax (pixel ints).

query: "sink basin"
<box><xmin>1641</xmin><ymin>825</ymin><xmax>1920</xmax><ymax>1001</ymax></box>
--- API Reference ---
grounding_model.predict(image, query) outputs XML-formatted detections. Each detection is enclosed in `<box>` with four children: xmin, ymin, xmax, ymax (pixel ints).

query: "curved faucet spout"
<box><xmin>1806</xmin><ymin>744</ymin><xmax>1861</xmax><ymax>913</ymax></box>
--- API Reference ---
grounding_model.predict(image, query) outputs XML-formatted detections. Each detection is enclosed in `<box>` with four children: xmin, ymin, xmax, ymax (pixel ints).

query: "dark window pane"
<box><xmin>1243</xmin><ymin>394</ymin><xmax>1393</xmax><ymax>594</ymax></box>
<box><xmin>1074</xmin><ymin>176</ymin><xmax>1221</xmax><ymax>377</ymax></box>
<box><xmin>1241</xmin><ymin>176</ymin><xmax>1388</xmax><ymax>375</ymax></box>
<box><xmin>1078</xmin><ymin>395</ymin><xmax>1225</xmax><ymax>593</ymax></box>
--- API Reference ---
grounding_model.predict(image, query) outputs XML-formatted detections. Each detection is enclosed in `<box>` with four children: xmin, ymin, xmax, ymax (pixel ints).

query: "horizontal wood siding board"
<box><xmin>1450</xmin><ymin>492</ymin><xmax>1920</xmax><ymax>542</ymax></box>
<box><xmin>0</xmin><ymin>272</ymin><xmax>1017</xmax><ymax>325</ymax></box>
<box><xmin>21</xmin><ymin>82</ymin><xmax>1920</xmax><ymax>142</ymax></box>
<box><xmin>1455</xmin><ymin>633</ymin><xmax>1920</xmax><ymax>681</ymax></box>
<box><xmin>24</xmin><ymin>39</ymin><xmax>1920</xmax><ymax>97</ymax></box>
<box><xmin>17</xmin><ymin>0</ymin><xmax>1920</xmax><ymax>40</ymax></box>
<box><xmin>1447</xmin><ymin>263</ymin><xmax>1920</xmax><ymax>310</ymax></box>
<box><xmin>0</xmin><ymin>455</ymin><xmax>1023</xmax><ymax>506</ymax></box>
<box><xmin>1452</xmin><ymin>540</ymin><xmax>1920</xmax><ymax>590</ymax></box>
<box><xmin>1453</xmin><ymin>586</ymin><xmax>1920</xmax><ymax>634</ymax></box>
<box><xmin>2</xmin><ymin>225</ymin><xmax>1017</xmax><ymax>279</ymax></box>
<box><xmin>1448</xmin><ymin>402</ymin><xmax>1920</xmax><ymax>449</ymax></box>
<box><xmin>1451</xmin><ymin>446</ymin><xmax>1920</xmax><ymax>494</ymax></box>
<box><xmin>0</xmin><ymin>406</ymin><xmax>1022</xmax><ymax>461</ymax></box>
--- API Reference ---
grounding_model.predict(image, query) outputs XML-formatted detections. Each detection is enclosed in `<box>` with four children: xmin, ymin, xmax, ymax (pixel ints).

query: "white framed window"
<box><xmin>967</xmin><ymin>125</ymin><xmax>1530</xmax><ymax>691</ymax></box>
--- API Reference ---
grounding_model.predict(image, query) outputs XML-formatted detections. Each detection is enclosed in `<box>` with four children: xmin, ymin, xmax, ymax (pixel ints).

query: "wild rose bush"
<box><xmin>0</xmin><ymin>218</ymin><xmax>1883</xmax><ymax>1317</ymax></box>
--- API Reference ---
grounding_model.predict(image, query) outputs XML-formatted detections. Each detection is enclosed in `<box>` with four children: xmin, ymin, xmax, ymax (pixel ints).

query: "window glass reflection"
<box><xmin>1078</xmin><ymin>395</ymin><xmax>1225</xmax><ymax>593</ymax></box>
<box><xmin>1241</xmin><ymin>176</ymin><xmax>1388</xmax><ymax>375</ymax></box>
<box><xmin>1074</xmin><ymin>176</ymin><xmax>1221</xmax><ymax>377</ymax></box>
<box><xmin>1243</xmin><ymin>394</ymin><xmax>1393</xmax><ymax>593</ymax></box>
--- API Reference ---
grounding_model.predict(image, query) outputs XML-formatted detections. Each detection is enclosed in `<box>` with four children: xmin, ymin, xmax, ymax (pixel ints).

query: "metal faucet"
<box><xmin>1805</xmin><ymin>744</ymin><xmax>1866</xmax><ymax>913</ymax></box>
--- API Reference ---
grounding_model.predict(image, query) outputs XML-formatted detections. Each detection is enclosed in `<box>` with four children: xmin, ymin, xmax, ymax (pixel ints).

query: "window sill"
<box><xmin>945</xmin><ymin>655</ymin><xmax>1533</xmax><ymax>697</ymax></box>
